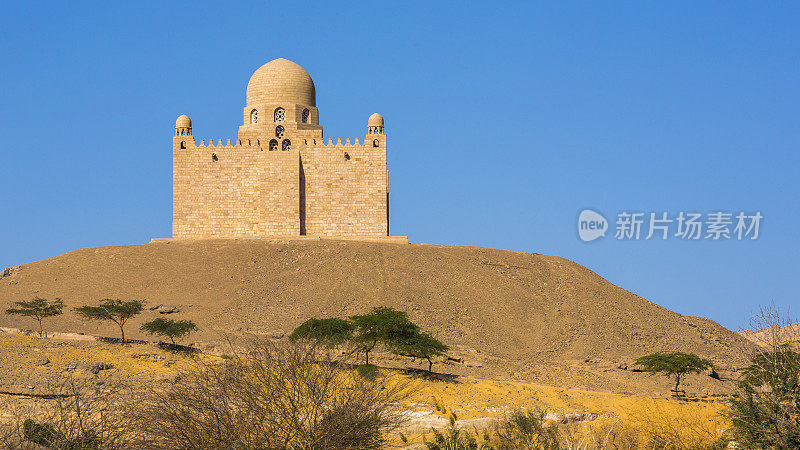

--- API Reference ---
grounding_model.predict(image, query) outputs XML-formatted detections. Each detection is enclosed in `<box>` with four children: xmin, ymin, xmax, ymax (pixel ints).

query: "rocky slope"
<box><xmin>0</xmin><ymin>239</ymin><xmax>751</xmax><ymax>392</ymax></box>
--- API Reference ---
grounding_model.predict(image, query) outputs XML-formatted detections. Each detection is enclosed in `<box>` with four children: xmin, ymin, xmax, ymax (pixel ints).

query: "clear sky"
<box><xmin>1</xmin><ymin>2</ymin><xmax>797</xmax><ymax>330</ymax></box>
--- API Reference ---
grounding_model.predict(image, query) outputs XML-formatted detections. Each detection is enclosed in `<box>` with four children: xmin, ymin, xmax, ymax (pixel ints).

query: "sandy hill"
<box><xmin>0</xmin><ymin>239</ymin><xmax>751</xmax><ymax>393</ymax></box>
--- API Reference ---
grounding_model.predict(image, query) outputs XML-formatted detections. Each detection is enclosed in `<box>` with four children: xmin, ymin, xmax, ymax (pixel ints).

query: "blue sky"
<box><xmin>1</xmin><ymin>2</ymin><xmax>797</xmax><ymax>330</ymax></box>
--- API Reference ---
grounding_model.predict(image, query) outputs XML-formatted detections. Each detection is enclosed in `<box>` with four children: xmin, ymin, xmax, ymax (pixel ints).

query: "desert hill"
<box><xmin>0</xmin><ymin>239</ymin><xmax>751</xmax><ymax>393</ymax></box>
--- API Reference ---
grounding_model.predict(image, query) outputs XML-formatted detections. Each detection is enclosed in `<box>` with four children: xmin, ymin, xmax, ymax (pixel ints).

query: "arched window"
<box><xmin>250</xmin><ymin>109</ymin><xmax>258</xmax><ymax>124</ymax></box>
<box><xmin>373</xmin><ymin>139</ymin><xmax>380</xmax><ymax>147</ymax></box>
<box><xmin>302</xmin><ymin>109</ymin><xmax>310</xmax><ymax>123</ymax></box>
<box><xmin>180</xmin><ymin>141</ymin><xmax>186</xmax><ymax>149</ymax></box>
<box><xmin>275</xmin><ymin>125</ymin><xmax>284</xmax><ymax>138</ymax></box>
<box><xmin>274</xmin><ymin>107</ymin><xmax>285</xmax><ymax>122</ymax></box>
<box><xmin>269</xmin><ymin>139</ymin><xmax>278</xmax><ymax>151</ymax></box>
<box><xmin>282</xmin><ymin>139</ymin><xmax>291</xmax><ymax>151</ymax></box>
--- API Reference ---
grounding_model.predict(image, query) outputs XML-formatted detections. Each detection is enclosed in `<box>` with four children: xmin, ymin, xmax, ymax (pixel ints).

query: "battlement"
<box><xmin>178</xmin><ymin>138</ymin><xmax>264</xmax><ymax>149</ymax></box>
<box><xmin>173</xmin><ymin>58</ymin><xmax>390</xmax><ymax>240</ymax></box>
<box><xmin>322</xmin><ymin>137</ymin><xmax>363</xmax><ymax>147</ymax></box>
<box><xmin>176</xmin><ymin>135</ymin><xmax>385</xmax><ymax>151</ymax></box>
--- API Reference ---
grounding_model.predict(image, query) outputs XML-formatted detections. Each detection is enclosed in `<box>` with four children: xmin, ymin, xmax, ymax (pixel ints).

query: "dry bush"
<box><xmin>626</xmin><ymin>400</ymin><xmax>729</xmax><ymax>449</ymax></box>
<box><xmin>728</xmin><ymin>305</ymin><xmax>800</xmax><ymax>448</ymax></box>
<box><xmin>551</xmin><ymin>420</ymin><xmax>638</xmax><ymax>450</ymax></box>
<box><xmin>0</xmin><ymin>376</ymin><xmax>133</xmax><ymax>449</ymax></box>
<box><xmin>130</xmin><ymin>338</ymin><xmax>410</xmax><ymax>449</ymax></box>
<box><xmin>742</xmin><ymin>304</ymin><xmax>800</xmax><ymax>350</ymax></box>
<box><xmin>492</xmin><ymin>409</ymin><xmax>558</xmax><ymax>449</ymax></box>
<box><xmin>491</xmin><ymin>412</ymin><xmax>639</xmax><ymax>450</ymax></box>
<box><xmin>579</xmin><ymin>420</ymin><xmax>640</xmax><ymax>450</ymax></box>
<box><xmin>423</xmin><ymin>411</ymin><xmax>500</xmax><ymax>450</ymax></box>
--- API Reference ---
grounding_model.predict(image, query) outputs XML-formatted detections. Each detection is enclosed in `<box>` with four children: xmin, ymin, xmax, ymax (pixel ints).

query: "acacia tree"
<box><xmin>289</xmin><ymin>317</ymin><xmax>354</xmax><ymax>347</ymax></box>
<box><xmin>290</xmin><ymin>308</ymin><xmax>450</xmax><ymax>371</ymax></box>
<box><xmin>140</xmin><ymin>318</ymin><xmax>197</xmax><ymax>345</ymax></box>
<box><xmin>392</xmin><ymin>332</ymin><xmax>449</xmax><ymax>372</ymax></box>
<box><xmin>634</xmin><ymin>351</ymin><xmax>713</xmax><ymax>398</ymax></box>
<box><xmin>350</xmin><ymin>307</ymin><xmax>419</xmax><ymax>366</ymax></box>
<box><xmin>74</xmin><ymin>299</ymin><xmax>144</xmax><ymax>343</ymax></box>
<box><xmin>5</xmin><ymin>297</ymin><xmax>64</xmax><ymax>337</ymax></box>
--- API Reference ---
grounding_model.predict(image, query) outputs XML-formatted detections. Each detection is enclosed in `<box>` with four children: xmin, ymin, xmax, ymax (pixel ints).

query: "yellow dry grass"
<box><xmin>1</xmin><ymin>333</ymin><xmax>731</xmax><ymax>449</ymax></box>
<box><xmin>384</xmin><ymin>366</ymin><xmax>730</xmax><ymax>448</ymax></box>
<box><xmin>0</xmin><ymin>332</ymin><xmax>213</xmax><ymax>379</ymax></box>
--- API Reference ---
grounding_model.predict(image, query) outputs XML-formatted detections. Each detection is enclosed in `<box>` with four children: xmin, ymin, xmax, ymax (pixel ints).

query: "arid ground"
<box><xmin>0</xmin><ymin>239</ymin><xmax>754</xmax><ymax>396</ymax></box>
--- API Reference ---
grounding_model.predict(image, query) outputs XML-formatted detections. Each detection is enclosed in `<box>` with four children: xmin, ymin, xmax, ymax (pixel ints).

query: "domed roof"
<box><xmin>368</xmin><ymin>113</ymin><xmax>384</xmax><ymax>126</ymax></box>
<box><xmin>176</xmin><ymin>114</ymin><xmax>191</xmax><ymax>128</ymax></box>
<box><xmin>246</xmin><ymin>58</ymin><xmax>316</xmax><ymax>107</ymax></box>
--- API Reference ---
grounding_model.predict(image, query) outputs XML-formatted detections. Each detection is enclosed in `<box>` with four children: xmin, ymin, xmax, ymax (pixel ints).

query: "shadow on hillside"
<box><xmin>157</xmin><ymin>342</ymin><xmax>202</xmax><ymax>354</ymax></box>
<box><xmin>401</xmin><ymin>368</ymin><xmax>460</xmax><ymax>383</ymax></box>
<box><xmin>97</xmin><ymin>336</ymin><xmax>149</xmax><ymax>345</ymax></box>
<box><xmin>96</xmin><ymin>336</ymin><xmax>201</xmax><ymax>354</ymax></box>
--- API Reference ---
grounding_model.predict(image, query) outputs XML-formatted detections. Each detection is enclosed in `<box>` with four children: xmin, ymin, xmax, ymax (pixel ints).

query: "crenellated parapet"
<box><xmin>176</xmin><ymin>135</ymin><xmax>386</xmax><ymax>152</ymax></box>
<box><xmin>172</xmin><ymin>58</ymin><xmax>393</xmax><ymax>240</ymax></box>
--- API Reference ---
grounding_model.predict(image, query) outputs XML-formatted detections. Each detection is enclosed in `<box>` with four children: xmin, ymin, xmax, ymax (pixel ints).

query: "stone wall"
<box><xmin>172</xmin><ymin>135</ymin><xmax>387</xmax><ymax>238</ymax></box>
<box><xmin>301</xmin><ymin>138</ymin><xmax>387</xmax><ymax>236</ymax></box>
<box><xmin>173</xmin><ymin>137</ymin><xmax>299</xmax><ymax>238</ymax></box>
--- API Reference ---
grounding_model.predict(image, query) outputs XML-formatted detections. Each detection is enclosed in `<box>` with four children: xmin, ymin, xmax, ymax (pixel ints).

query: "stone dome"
<box><xmin>246</xmin><ymin>58</ymin><xmax>316</xmax><ymax>107</ymax></box>
<box><xmin>176</xmin><ymin>114</ymin><xmax>192</xmax><ymax>128</ymax></box>
<box><xmin>368</xmin><ymin>113</ymin><xmax>384</xmax><ymax>127</ymax></box>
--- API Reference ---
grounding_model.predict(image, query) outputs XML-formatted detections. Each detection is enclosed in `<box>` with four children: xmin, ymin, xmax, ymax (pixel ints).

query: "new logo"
<box><xmin>578</xmin><ymin>209</ymin><xmax>608</xmax><ymax>242</ymax></box>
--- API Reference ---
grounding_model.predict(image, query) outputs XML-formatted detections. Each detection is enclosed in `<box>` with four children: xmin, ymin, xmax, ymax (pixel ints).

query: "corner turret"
<box><xmin>175</xmin><ymin>115</ymin><xmax>192</xmax><ymax>136</ymax></box>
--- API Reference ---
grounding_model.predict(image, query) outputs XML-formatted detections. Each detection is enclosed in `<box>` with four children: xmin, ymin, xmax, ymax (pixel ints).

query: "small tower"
<box><xmin>174</xmin><ymin>115</ymin><xmax>193</xmax><ymax>150</ymax></box>
<box><xmin>368</xmin><ymin>113</ymin><xmax>384</xmax><ymax>134</ymax></box>
<box><xmin>175</xmin><ymin>115</ymin><xmax>192</xmax><ymax>136</ymax></box>
<box><xmin>367</xmin><ymin>113</ymin><xmax>385</xmax><ymax>148</ymax></box>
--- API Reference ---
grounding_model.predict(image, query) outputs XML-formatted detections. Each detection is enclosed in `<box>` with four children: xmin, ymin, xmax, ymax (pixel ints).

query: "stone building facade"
<box><xmin>172</xmin><ymin>58</ymin><xmax>391</xmax><ymax>239</ymax></box>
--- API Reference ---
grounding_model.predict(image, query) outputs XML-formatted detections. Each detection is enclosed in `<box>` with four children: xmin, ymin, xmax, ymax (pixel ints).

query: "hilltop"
<box><xmin>0</xmin><ymin>239</ymin><xmax>751</xmax><ymax>395</ymax></box>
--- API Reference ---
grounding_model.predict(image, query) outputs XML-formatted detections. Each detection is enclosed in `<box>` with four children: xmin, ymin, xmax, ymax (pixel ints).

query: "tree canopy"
<box><xmin>140</xmin><ymin>318</ymin><xmax>197</xmax><ymax>345</ymax></box>
<box><xmin>289</xmin><ymin>317</ymin><xmax>354</xmax><ymax>347</ymax></box>
<box><xmin>350</xmin><ymin>307</ymin><xmax>420</xmax><ymax>365</ymax></box>
<box><xmin>5</xmin><ymin>297</ymin><xmax>64</xmax><ymax>337</ymax></box>
<box><xmin>74</xmin><ymin>299</ymin><xmax>145</xmax><ymax>343</ymax></box>
<box><xmin>290</xmin><ymin>307</ymin><xmax>449</xmax><ymax>371</ymax></box>
<box><xmin>392</xmin><ymin>332</ymin><xmax>449</xmax><ymax>372</ymax></box>
<box><xmin>634</xmin><ymin>351</ymin><xmax>713</xmax><ymax>397</ymax></box>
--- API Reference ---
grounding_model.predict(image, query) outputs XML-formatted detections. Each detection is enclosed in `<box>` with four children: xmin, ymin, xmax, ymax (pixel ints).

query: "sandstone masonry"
<box><xmin>172</xmin><ymin>58</ymin><xmax>390</xmax><ymax>239</ymax></box>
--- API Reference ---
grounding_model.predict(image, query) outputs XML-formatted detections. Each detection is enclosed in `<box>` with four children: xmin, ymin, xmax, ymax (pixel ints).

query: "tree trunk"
<box><xmin>120</xmin><ymin>324</ymin><xmax>126</xmax><ymax>343</ymax></box>
<box><xmin>37</xmin><ymin>319</ymin><xmax>43</xmax><ymax>338</ymax></box>
<box><xmin>428</xmin><ymin>358</ymin><xmax>433</xmax><ymax>372</ymax></box>
<box><xmin>364</xmin><ymin>341</ymin><xmax>376</xmax><ymax>365</ymax></box>
<box><xmin>674</xmin><ymin>375</ymin><xmax>681</xmax><ymax>398</ymax></box>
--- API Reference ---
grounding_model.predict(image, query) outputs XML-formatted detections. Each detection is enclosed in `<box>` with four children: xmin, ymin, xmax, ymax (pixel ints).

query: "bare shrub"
<box><xmin>492</xmin><ymin>411</ymin><xmax>638</xmax><ymax>450</ymax></box>
<box><xmin>626</xmin><ymin>399</ymin><xmax>729</xmax><ymax>449</ymax></box>
<box><xmin>493</xmin><ymin>409</ymin><xmax>558</xmax><ymax>449</ymax></box>
<box><xmin>132</xmin><ymin>338</ymin><xmax>410</xmax><ymax>449</ymax></box>
<box><xmin>729</xmin><ymin>305</ymin><xmax>800</xmax><ymax>448</ymax></box>
<box><xmin>424</xmin><ymin>412</ymin><xmax>492</xmax><ymax>450</ymax></box>
<box><xmin>578</xmin><ymin>420</ymin><xmax>640</xmax><ymax>450</ymax></box>
<box><xmin>0</xmin><ymin>376</ymin><xmax>132</xmax><ymax>449</ymax></box>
